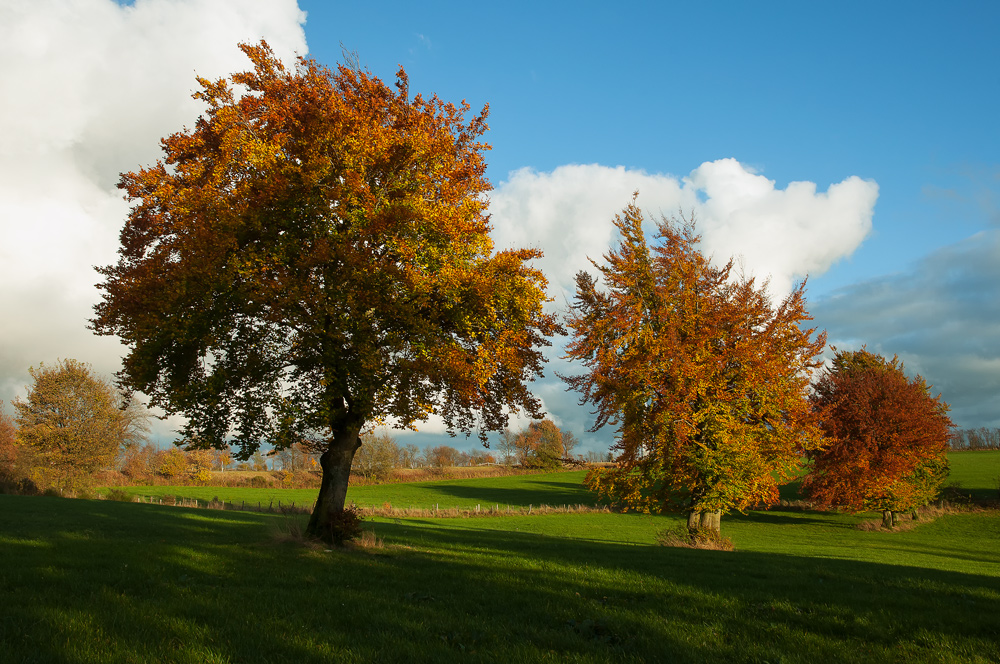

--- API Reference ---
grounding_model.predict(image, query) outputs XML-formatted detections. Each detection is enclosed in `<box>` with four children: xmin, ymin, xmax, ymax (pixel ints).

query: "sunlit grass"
<box><xmin>946</xmin><ymin>450</ymin><xmax>1000</xmax><ymax>501</ymax></box>
<box><xmin>5</xmin><ymin>460</ymin><xmax>1000</xmax><ymax>663</ymax></box>
<box><xmin>113</xmin><ymin>469</ymin><xmax>594</xmax><ymax>511</ymax></box>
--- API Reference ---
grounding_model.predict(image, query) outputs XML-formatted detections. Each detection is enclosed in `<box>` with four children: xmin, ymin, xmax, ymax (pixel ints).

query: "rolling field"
<box><xmin>946</xmin><ymin>451</ymin><xmax>1000</xmax><ymax>502</ymax></box>
<box><xmin>1</xmin><ymin>453</ymin><xmax>998</xmax><ymax>662</ymax></box>
<box><xmin>113</xmin><ymin>469</ymin><xmax>597</xmax><ymax>510</ymax></box>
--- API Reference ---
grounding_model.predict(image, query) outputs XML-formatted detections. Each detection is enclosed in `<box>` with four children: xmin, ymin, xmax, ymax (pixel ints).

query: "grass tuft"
<box><xmin>265</xmin><ymin>516</ymin><xmax>323</xmax><ymax>550</ymax></box>
<box><xmin>103</xmin><ymin>488</ymin><xmax>134</xmax><ymax>502</ymax></box>
<box><xmin>655</xmin><ymin>525</ymin><xmax>736</xmax><ymax>551</ymax></box>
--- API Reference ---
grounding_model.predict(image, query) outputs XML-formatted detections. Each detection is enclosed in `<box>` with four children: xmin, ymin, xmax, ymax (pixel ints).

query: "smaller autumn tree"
<box><xmin>496</xmin><ymin>429</ymin><xmax>519</xmax><ymax>466</ymax></box>
<box><xmin>802</xmin><ymin>348</ymin><xmax>953</xmax><ymax>526</ymax></box>
<box><xmin>157</xmin><ymin>448</ymin><xmax>189</xmax><ymax>480</ymax></box>
<box><xmin>398</xmin><ymin>443</ymin><xmax>421</xmax><ymax>469</ymax></box>
<box><xmin>13</xmin><ymin>360</ymin><xmax>151</xmax><ymax>491</ymax></box>
<box><xmin>352</xmin><ymin>431</ymin><xmax>399</xmax><ymax>480</ymax></box>
<box><xmin>187</xmin><ymin>449</ymin><xmax>215</xmax><ymax>483</ymax></box>
<box><xmin>119</xmin><ymin>442</ymin><xmax>160</xmax><ymax>482</ymax></box>
<box><xmin>564</xmin><ymin>198</ymin><xmax>826</xmax><ymax>535</ymax></box>
<box><xmin>512</xmin><ymin>419</ymin><xmax>564</xmax><ymax>468</ymax></box>
<box><xmin>427</xmin><ymin>445</ymin><xmax>460</xmax><ymax>468</ymax></box>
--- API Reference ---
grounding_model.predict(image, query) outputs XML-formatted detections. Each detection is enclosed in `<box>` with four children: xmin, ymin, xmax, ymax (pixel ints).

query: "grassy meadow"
<box><xmin>112</xmin><ymin>469</ymin><xmax>596</xmax><ymax>511</ymax></box>
<box><xmin>1</xmin><ymin>454</ymin><xmax>999</xmax><ymax>663</ymax></box>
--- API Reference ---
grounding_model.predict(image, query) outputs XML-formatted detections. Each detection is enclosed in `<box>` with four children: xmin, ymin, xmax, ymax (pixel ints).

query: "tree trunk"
<box><xmin>687</xmin><ymin>511</ymin><xmax>701</xmax><ymax>531</ymax></box>
<box><xmin>699</xmin><ymin>510</ymin><xmax>721</xmax><ymax>534</ymax></box>
<box><xmin>881</xmin><ymin>510</ymin><xmax>894</xmax><ymax>528</ymax></box>
<box><xmin>306</xmin><ymin>421</ymin><xmax>363</xmax><ymax>542</ymax></box>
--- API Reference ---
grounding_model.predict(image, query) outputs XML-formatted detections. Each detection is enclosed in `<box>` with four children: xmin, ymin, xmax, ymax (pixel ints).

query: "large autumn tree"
<box><xmin>565</xmin><ymin>199</ymin><xmax>826</xmax><ymax>534</ymax></box>
<box><xmin>91</xmin><ymin>42</ymin><xmax>559</xmax><ymax>542</ymax></box>
<box><xmin>802</xmin><ymin>348</ymin><xmax>953</xmax><ymax>526</ymax></box>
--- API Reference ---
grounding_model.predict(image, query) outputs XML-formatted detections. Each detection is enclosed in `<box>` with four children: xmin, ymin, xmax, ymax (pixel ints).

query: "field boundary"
<box><xmin>120</xmin><ymin>493</ymin><xmax>610</xmax><ymax>519</ymax></box>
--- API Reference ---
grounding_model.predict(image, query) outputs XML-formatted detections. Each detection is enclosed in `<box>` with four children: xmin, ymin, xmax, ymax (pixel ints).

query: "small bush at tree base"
<box><xmin>324</xmin><ymin>505</ymin><xmax>363</xmax><ymax>546</ymax></box>
<box><xmin>655</xmin><ymin>525</ymin><xmax>735</xmax><ymax>551</ymax></box>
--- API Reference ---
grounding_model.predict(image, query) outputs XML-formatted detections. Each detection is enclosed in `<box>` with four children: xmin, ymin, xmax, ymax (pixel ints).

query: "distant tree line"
<box><xmin>0</xmin><ymin>359</ymin><xmax>603</xmax><ymax>493</ymax></box>
<box><xmin>949</xmin><ymin>428</ymin><xmax>1000</xmax><ymax>450</ymax></box>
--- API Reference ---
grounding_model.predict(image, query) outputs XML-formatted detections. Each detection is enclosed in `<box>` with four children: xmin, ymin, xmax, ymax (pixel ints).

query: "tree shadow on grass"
<box><xmin>419</xmin><ymin>481</ymin><xmax>599</xmax><ymax>508</ymax></box>
<box><xmin>727</xmin><ymin>509</ymin><xmax>856</xmax><ymax>528</ymax></box>
<box><xmin>2</xmin><ymin>493</ymin><xmax>999</xmax><ymax>663</ymax></box>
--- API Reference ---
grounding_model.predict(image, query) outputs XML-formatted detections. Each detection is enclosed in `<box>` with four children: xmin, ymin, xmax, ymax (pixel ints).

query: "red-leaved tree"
<box><xmin>802</xmin><ymin>348</ymin><xmax>953</xmax><ymax>526</ymax></box>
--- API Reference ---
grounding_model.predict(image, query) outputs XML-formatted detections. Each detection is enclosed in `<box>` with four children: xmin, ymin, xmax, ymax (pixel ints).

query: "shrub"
<box><xmin>157</xmin><ymin>448</ymin><xmax>188</xmax><ymax>479</ymax></box>
<box><xmin>655</xmin><ymin>525</ymin><xmax>735</xmax><ymax>551</ymax></box>
<box><xmin>191</xmin><ymin>468</ymin><xmax>213</xmax><ymax>485</ymax></box>
<box><xmin>325</xmin><ymin>505</ymin><xmax>363</xmax><ymax>546</ymax></box>
<box><xmin>245</xmin><ymin>475</ymin><xmax>271</xmax><ymax>488</ymax></box>
<box><xmin>105</xmin><ymin>488</ymin><xmax>133</xmax><ymax>502</ymax></box>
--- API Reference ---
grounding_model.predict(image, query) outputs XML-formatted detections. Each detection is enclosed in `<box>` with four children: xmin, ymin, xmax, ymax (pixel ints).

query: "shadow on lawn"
<box><xmin>727</xmin><ymin>509</ymin><xmax>855</xmax><ymax>528</ymax></box>
<box><xmin>419</xmin><ymin>480</ymin><xmax>598</xmax><ymax>508</ymax></box>
<box><xmin>2</xmin><ymin>493</ymin><xmax>999</xmax><ymax>663</ymax></box>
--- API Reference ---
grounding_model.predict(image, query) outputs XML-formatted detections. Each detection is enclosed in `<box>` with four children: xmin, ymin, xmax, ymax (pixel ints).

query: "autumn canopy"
<box><xmin>566</xmin><ymin>200</ymin><xmax>826</xmax><ymax>533</ymax></box>
<box><xmin>91</xmin><ymin>42</ymin><xmax>561</xmax><ymax>542</ymax></box>
<box><xmin>802</xmin><ymin>348</ymin><xmax>953</xmax><ymax>526</ymax></box>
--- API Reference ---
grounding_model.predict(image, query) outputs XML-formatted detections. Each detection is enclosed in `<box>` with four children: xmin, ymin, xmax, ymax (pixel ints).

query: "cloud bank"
<box><xmin>489</xmin><ymin>159</ymin><xmax>879</xmax><ymax>302</ymax></box>
<box><xmin>0</xmin><ymin>0</ymin><xmax>307</xmax><ymax>426</ymax></box>
<box><xmin>813</xmin><ymin>229</ymin><xmax>1000</xmax><ymax>429</ymax></box>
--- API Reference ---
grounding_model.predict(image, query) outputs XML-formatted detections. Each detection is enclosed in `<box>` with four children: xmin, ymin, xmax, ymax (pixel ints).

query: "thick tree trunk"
<box><xmin>306</xmin><ymin>421</ymin><xmax>363</xmax><ymax>542</ymax></box>
<box><xmin>699</xmin><ymin>510</ymin><xmax>721</xmax><ymax>535</ymax></box>
<box><xmin>687</xmin><ymin>511</ymin><xmax>701</xmax><ymax>531</ymax></box>
<box><xmin>881</xmin><ymin>510</ymin><xmax>895</xmax><ymax>528</ymax></box>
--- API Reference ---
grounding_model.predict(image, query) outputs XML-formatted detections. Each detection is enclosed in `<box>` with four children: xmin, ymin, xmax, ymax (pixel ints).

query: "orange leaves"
<box><xmin>803</xmin><ymin>349</ymin><xmax>953</xmax><ymax>513</ymax></box>
<box><xmin>92</xmin><ymin>40</ymin><xmax>559</xmax><ymax>460</ymax></box>
<box><xmin>565</xmin><ymin>198</ymin><xmax>825</xmax><ymax>516</ymax></box>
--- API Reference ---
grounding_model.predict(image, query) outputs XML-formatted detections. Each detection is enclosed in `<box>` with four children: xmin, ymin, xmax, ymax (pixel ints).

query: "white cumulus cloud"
<box><xmin>0</xmin><ymin>0</ymin><xmax>307</xmax><ymax>430</ymax></box>
<box><xmin>489</xmin><ymin>159</ymin><xmax>879</xmax><ymax>302</ymax></box>
<box><xmin>813</xmin><ymin>229</ymin><xmax>1000</xmax><ymax>429</ymax></box>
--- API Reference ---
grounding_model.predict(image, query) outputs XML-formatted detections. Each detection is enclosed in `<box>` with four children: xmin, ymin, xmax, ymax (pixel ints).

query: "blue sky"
<box><xmin>1</xmin><ymin>1</ymin><xmax>997</xmax><ymax>453</ymax></box>
<box><xmin>300</xmin><ymin>1</ymin><xmax>997</xmax><ymax>293</ymax></box>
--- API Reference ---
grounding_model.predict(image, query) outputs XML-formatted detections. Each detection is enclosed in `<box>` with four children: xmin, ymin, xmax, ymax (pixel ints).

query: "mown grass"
<box><xmin>946</xmin><ymin>450</ymin><xmax>1000</xmax><ymax>502</ymax></box>
<box><xmin>113</xmin><ymin>469</ymin><xmax>595</xmax><ymax>511</ymax></box>
<box><xmin>111</xmin><ymin>451</ymin><xmax>1000</xmax><ymax>511</ymax></box>
<box><xmin>5</xmin><ymin>455</ymin><xmax>1000</xmax><ymax>663</ymax></box>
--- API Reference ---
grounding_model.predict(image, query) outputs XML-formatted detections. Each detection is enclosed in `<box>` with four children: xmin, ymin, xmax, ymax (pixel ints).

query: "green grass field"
<box><xmin>945</xmin><ymin>451</ymin><xmax>1000</xmax><ymax>502</ymax></box>
<box><xmin>2</xmin><ymin>453</ymin><xmax>999</xmax><ymax>662</ymax></box>
<box><xmin>113</xmin><ymin>469</ymin><xmax>597</xmax><ymax>510</ymax></box>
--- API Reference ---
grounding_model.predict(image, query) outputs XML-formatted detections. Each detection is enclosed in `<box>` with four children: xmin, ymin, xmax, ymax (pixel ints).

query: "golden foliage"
<box><xmin>12</xmin><ymin>360</ymin><xmax>150</xmax><ymax>491</ymax></box>
<box><xmin>90</xmin><ymin>42</ymin><xmax>561</xmax><ymax>538</ymax></box>
<box><xmin>568</xmin><ymin>198</ymin><xmax>825</xmax><ymax>518</ymax></box>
